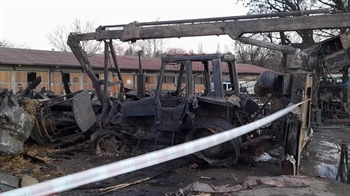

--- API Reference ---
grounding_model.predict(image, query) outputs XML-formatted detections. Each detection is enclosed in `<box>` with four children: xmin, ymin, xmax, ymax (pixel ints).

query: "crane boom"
<box><xmin>68</xmin><ymin>10</ymin><xmax>350</xmax><ymax>43</ymax></box>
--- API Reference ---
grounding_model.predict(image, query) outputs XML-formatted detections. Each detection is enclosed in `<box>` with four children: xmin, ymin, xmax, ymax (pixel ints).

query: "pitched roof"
<box><xmin>0</xmin><ymin>47</ymin><xmax>271</xmax><ymax>74</ymax></box>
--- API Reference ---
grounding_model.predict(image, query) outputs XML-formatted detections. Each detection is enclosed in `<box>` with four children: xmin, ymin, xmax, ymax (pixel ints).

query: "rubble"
<box><xmin>0</xmin><ymin>173</ymin><xmax>38</xmax><ymax>193</ymax></box>
<box><xmin>0</xmin><ymin>173</ymin><xmax>19</xmax><ymax>192</ymax></box>
<box><xmin>179</xmin><ymin>181</ymin><xmax>243</xmax><ymax>194</ymax></box>
<box><xmin>176</xmin><ymin>175</ymin><xmax>312</xmax><ymax>195</ymax></box>
<box><xmin>243</xmin><ymin>175</ymin><xmax>311</xmax><ymax>188</ymax></box>
<box><xmin>20</xmin><ymin>174</ymin><xmax>39</xmax><ymax>187</ymax></box>
<box><xmin>0</xmin><ymin>88</ymin><xmax>34</xmax><ymax>155</ymax></box>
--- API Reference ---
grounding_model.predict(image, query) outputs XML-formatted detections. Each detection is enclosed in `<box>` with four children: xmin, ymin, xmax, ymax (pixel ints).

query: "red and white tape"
<box><xmin>0</xmin><ymin>101</ymin><xmax>307</xmax><ymax>196</ymax></box>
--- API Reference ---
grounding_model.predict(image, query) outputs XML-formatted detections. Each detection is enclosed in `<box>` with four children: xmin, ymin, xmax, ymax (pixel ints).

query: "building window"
<box><xmin>95</xmin><ymin>74</ymin><xmax>100</xmax><ymax>79</ymax></box>
<box><xmin>145</xmin><ymin>76</ymin><xmax>150</xmax><ymax>84</ymax></box>
<box><xmin>194</xmin><ymin>77</ymin><xmax>203</xmax><ymax>84</ymax></box>
<box><xmin>163</xmin><ymin>76</ymin><xmax>175</xmax><ymax>84</ymax></box>
<box><xmin>63</xmin><ymin>73</ymin><xmax>70</xmax><ymax>83</ymax></box>
<box><xmin>27</xmin><ymin>72</ymin><xmax>36</xmax><ymax>83</ymax></box>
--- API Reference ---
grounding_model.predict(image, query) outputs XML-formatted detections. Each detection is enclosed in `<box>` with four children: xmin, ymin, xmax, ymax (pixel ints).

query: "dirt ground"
<box><xmin>1</xmin><ymin>125</ymin><xmax>349</xmax><ymax>196</ymax></box>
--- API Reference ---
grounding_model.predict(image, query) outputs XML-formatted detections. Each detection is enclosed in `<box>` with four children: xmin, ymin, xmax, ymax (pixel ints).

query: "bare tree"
<box><xmin>147</xmin><ymin>39</ymin><xmax>166</xmax><ymax>57</ymax></box>
<box><xmin>236</xmin><ymin>0</ymin><xmax>349</xmax><ymax>68</ymax></box>
<box><xmin>47</xmin><ymin>18</ymin><xmax>101</xmax><ymax>55</ymax></box>
<box><xmin>0</xmin><ymin>39</ymin><xmax>14</xmax><ymax>47</ymax></box>
<box><xmin>223</xmin><ymin>44</ymin><xmax>230</xmax><ymax>53</ymax></box>
<box><xmin>124</xmin><ymin>45</ymin><xmax>138</xmax><ymax>56</ymax></box>
<box><xmin>123</xmin><ymin>41</ymin><xmax>149</xmax><ymax>56</ymax></box>
<box><xmin>216</xmin><ymin>43</ymin><xmax>221</xmax><ymax>53</ymax></box>
<box><xmin>165</xmin><ymin>47</ymin><xmax>187</xmax><ymax>55</ymax></box>
<box><xmin>113</xmin><ymin>43</ymin><xmax>126</xmax><ymax>55</ymax></box>
<box><xmin>233</xmin><ymin>41</ymin><xmax>282</xmax><ymax>71</ymax></box>
<box><xmin>125</xmin><ymin>38</ymin><xmax>166</xmax><ymax>57</ymax></box>
<box><xmin>188</xmin><ymin>49</ymin><xmax>195</xmax><ymax>54</ymax></box>
<box><xmin>123</xmin><ymin>17</ymin><xmax>168</xmax><ymax>57</ymax></box>
<box><xmin>239</xmin><ymin>0</ymin><xmax>349</xmax><ymax>43</ymax></box>
<box><xmin>197</xmin><ymin>42</ymin><xmax>203</xmax><ymax>54</ymax></box>
<box><xmin>0</xmin><ymin>39</ymin><xmax>31</xmax><ymax>48</ymax></box>
<box><xmin>123</xmin><ymin>38</ymin><xmax>167</xmax><ymax>57</ymax></box>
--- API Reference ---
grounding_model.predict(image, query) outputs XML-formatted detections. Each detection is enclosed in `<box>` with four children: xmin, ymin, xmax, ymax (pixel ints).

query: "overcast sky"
<box><xmin>0</xmin><ymin>0</ymin><xmax>249</xmax><ymax>53</ymax></box>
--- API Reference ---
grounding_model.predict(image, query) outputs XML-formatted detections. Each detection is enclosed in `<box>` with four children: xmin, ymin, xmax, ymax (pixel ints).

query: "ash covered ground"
<box><xmin>1</xmin><ymin>126</ymin><xmax>349</xmax><ymax>196</ymax></box>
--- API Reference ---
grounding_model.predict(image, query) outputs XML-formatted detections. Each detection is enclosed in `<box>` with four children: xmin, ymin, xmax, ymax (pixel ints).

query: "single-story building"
<box><xmin>0</xmin><ymin>47</ymin><xmax>271</xmax><ymax>94</ymax></box>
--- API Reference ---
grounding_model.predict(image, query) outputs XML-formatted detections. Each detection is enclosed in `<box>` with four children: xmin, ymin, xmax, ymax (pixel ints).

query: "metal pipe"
<box><xmin>99</xmin><ymin>41</ymin><xmax>112</xmax><ymax>126</ymax></box>
<box><xmin>252</xmin><ymin>96</ymin><xmax>272</xmax><ymax>121</ymax></box>
<box><xmin>212</xmin><ymin>59</ymin><xmax>224</xmax><ymax>98</ymax></box>
<box><xmin>203</xmin><ymin>61</ymin><xmax>210</xmax><ymax>96</ymax></box>
<box><xmin>108</xmin><ymin>40</ymin><xmax>125</xmax><ymax>99</ymax></box>
<box><xmin>104</xmin><ymin>41</ymin><xmax>109</xmax><ymax>99</ymax></box>
<box><xmin>137</xmin><ymin>51</ymin><xmax>146</xmax><ymax>97</ymax></box>
<box><xmin>138</xmin><ymin>51</ymin><xmax>142</xmax><ymax>73</ymax></box>
<box><xmin>108</xmin><ymin>41</ymin><xmax>123</xmax><ymax>82</ymax></box>
<box><xmin>155</xmin><ymin>62</ymin><xmax>166</xmax><ymax>99</ymax></box>
<box><xmin>185</xmin><ymin>61</ymin><xmax>193</xmax><ymax>97</ymax></box>
<box><xmin>238</xmin><ymin>37</ymin><xmax>296</xmax><ymax>54</ymax></box>
<box><xmin>227</xmin><ymin>60</ymin><xmax>240</xmax><ymax>93</ymax></box>
<box><xmin>176</xmin><ymin>63</ymin><xmax>185</xmax><ymax>93</ymax></box>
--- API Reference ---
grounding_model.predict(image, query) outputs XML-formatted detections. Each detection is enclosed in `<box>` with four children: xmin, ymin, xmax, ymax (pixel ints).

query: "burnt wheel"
<box><xmin>185</xmin><ymin>118</ymin><xmax>240</xmax><ymax>166</ymax></box>
<box><xmin>92</xmin><ymin>130</ymin><xmax>126</xmax><ymax>156</ymax></box>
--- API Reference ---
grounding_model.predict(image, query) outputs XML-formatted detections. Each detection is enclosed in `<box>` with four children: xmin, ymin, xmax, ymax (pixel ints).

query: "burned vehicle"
<box><xmin>27</xmin><ymin>90</ymin><xmax>96</xmax><ymax>145</ymax></box>
<box><xmin>91</xmin><ymin>53</ymin><xmax>263</xmax><ymax>166</ymax></box>
<box><xmin>66</xmin><ymin>9</ymin><xmax>350</xmax><ymax>171</ymax></box>
<box><xmin>15</xmin><ymin>73</ymin><xmax>96</xmax><ymax>145</ymax></box>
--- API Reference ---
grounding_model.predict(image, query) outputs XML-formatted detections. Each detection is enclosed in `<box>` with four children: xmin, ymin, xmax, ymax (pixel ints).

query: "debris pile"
<box><xmin>0</xmin><ymin>88</ymin><xmax>34</xmax><ymax>155</ymax></box>
<box><xmin>0</xmin><ymin>145</ymin><xmax>64</xmax><ymax>181</ymax></box>
<box><xmin>176</xmin><ymin>175</ymin><xmax>312</xmax><ymax>195</ymax></box>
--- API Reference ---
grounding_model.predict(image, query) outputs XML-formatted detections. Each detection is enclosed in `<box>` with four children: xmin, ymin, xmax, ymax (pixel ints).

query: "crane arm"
<box><xmin>68</xmin><ymin>11</ymin><xmax>350</xmax><ymax>43</ymax></box>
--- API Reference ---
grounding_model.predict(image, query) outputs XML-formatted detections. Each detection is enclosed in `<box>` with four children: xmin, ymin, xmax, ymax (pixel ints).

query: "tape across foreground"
<box><xmin>0</xmin><ymin>100</ymin><xmax>307</xmax><ymax>196</ymax></box>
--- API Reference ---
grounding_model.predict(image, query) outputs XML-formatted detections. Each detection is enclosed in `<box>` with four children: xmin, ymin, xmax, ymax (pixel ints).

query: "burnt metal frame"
<box><xmin>67</xmin><ymin>9</ymin><xmax>350</xmax><ymax>126</ymax></box>
<box><xmin>158</xmin><ymin>53</ymin><xmax>239</xmax><ymax>98</ymax></box>
<box><xmin>35</xmin><ymin>91</ymin><xmax>84</xmax><ymax>142</ymax></box>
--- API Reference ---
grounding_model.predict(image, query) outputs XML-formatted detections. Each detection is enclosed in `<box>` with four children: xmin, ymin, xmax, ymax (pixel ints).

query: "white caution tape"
<box><xmin>0</xmin><ymin>100</ymin><xmax>308</xmax><ymax>196</ymax></box>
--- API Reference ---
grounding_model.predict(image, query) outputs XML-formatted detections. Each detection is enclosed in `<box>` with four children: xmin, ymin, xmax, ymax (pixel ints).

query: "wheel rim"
<box><xmin>95</xmin><ymin>133</ymin><xmax>126</xmax><ymax>156</ymax></box>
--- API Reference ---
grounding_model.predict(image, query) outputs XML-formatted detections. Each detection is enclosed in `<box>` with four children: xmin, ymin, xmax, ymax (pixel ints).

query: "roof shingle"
<box><xmin>0</xmin><ymin>47</ymin><xmax>270</xmax><ymax>74</ymax></box>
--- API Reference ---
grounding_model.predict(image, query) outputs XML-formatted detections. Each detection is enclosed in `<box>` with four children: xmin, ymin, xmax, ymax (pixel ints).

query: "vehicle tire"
<box><xmin>185</xmin><ymin>118</ymin><xmax>240</xmax><ymax>166</ymax></box>
<box><xmin>92</xmin><ymin>130</ymin><xmax>127</xmax><ymax>156</ymax></box>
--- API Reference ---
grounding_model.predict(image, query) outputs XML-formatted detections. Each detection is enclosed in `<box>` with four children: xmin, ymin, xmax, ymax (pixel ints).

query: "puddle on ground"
<box><xmin>312</xmin><ymin>140</ymin><xmax>349</xmax><ymax>184</ymax></box>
